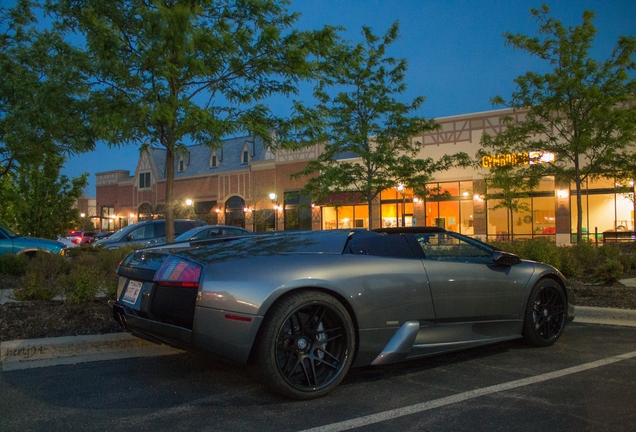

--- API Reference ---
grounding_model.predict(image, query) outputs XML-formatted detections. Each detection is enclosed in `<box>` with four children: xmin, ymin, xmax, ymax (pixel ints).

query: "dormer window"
<box><xmin>242</xmin><ymin>150</ymin><xmax>249</xmax><ymax>164</ymax></box>
<box><xmin>177</xmin><ymin>152</ymin><xmax>190</xmax><ymax>173</ymax></box>
<box><xmin>209</xmin><ymin>150</ymin><xmax>220</xmax><ymax>168</ymax></box>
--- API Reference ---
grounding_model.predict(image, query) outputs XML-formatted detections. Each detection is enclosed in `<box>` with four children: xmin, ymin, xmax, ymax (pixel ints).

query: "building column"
<box><xmin>472</xmin><ymin>179</ymin><xmax>487</xmax><ymax>241</ymax></box>
<box><xmin>555</xmin><ymin>182</ymin><xmax>571</xmax><ymax>245</ymax></box>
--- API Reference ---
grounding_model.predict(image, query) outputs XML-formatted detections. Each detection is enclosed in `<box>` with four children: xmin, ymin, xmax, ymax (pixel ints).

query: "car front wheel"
<box><xmin>523</xmin><ymin>279</ymin><xmax>567</xmax><ymax>347</ymax></box>
<box><xmin>252</xmin><ymin>290</ymin><xmax>355</xmax><ymax>400</ymax></box>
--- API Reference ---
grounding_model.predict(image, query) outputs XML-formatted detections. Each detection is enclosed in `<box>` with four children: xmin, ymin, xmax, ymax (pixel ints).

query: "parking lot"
<box><xmin>2</xmin><ymin>322</ymin><xmax>635</xmax><ymax>431</ymax></box>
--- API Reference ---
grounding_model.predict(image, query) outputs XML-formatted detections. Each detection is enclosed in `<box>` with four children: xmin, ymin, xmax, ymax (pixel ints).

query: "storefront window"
<box><xmin>438</xmin><ymin>201</ymin><xmax>459</xmax><ymax>231</ymax></box>
<box><xmin>537</xmin><ymin>176</ymin><xmax>555</xmax><ymax>192</ymax></box>
<box><xmin>487</xmin><ymin>201</ymin><xmax>508</xmax><ymax>241</ymax></box>
<box><xmin>533</xmin><ymin>196</ymin><xmax>556</xmax><ymax>236</ymax></box>
<box><xmin>460</xmin><ymin>201</ymin><xmax>474</xmax><ymax>235</ymax></box>
<box><xmin>439</xmin><ymin>182</ymin><xmax>459</xmax><ymax>196</ymax></box>
<box><xmin>512</xmin><ymin>198</ymin><xmax>533</xmax><ymax>237</ymax></box>
<box><xmin>425</xmin><ymin>201</ymin><xmax>439</xmax><ymax>227</ymax></box>
<box><xmin>322</xmin><ymin>205</ymin><xmax>368</xmax><ymax>229</ymax></box>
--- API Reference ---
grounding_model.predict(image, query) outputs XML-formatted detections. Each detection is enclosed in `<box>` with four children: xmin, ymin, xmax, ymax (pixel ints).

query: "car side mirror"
<box><xmin>493</xmin><ymin>251</ymin><xmax>521</xmax><ymax>266</ymax></box>
<box><xmin>126</xmin><ymin>234</ymin><xmax>133</xmax><ymax>242</ymax></box>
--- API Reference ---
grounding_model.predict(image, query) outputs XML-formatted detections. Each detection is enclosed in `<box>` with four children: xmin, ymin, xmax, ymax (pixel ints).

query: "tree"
<box><xmin>0</xmin><ymin>153</ymin><xmax>87</xmax><ymax>238</ymax></box>
<box><xmin>293</xmin><ymin>22</ymin><xmax>469</xmax><ymax>229</ymax></box>
<box><xmin>0</xmin><ymin>0</ymin><xmax>96</xmax><ymax>179</ymax></box>
<box><xmin>482</xmin><ymin>5</ymin><xmax>636</xmax><ymax>243</ymax></box>
<box><xmin>49</xmin><ymin>0</ymin><xmax>337</xmax><ymax>242</ymax></box>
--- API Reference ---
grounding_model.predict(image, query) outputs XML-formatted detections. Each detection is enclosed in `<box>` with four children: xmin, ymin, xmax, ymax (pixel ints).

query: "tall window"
<box><xmin>139</xmin><ymin>172</ymin><xmax>151</xmax><ymax>189</ymax></box>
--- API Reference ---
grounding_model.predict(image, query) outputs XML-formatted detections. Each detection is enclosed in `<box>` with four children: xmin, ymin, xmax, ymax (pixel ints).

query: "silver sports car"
<box><xmin>109</xmin><ymin>227</ymin><xmax>574</xmax><ymax>399</ymax></box>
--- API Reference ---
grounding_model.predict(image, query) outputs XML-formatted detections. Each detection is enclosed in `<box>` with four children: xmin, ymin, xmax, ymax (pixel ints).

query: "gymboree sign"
<box><xmin>481</xmin><ymin>151</ymin><xmax>554</xmax><ymax>168</ymax></box>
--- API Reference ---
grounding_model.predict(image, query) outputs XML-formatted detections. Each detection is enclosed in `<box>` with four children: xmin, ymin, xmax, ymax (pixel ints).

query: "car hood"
<box><xmin>13</xmin><ymin>236</ymin><xmax>65</xmax><ymax>250</ymax></box>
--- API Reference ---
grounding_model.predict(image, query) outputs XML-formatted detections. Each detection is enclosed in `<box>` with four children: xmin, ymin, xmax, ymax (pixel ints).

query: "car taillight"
<box><xmin>154</xmin><ymin>256</ymin><xmax>201</xmax><ymax>288</ymax></box>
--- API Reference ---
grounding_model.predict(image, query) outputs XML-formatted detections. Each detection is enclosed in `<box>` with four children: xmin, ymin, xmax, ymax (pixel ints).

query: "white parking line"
<box><xmin>301</xmin><ymin>350</ymin><xmax>636</xmax><ymax>432</ymax></box>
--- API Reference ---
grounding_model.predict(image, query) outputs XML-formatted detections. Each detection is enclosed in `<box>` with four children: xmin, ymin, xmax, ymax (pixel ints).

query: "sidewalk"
<box><xmin>2</xmin><ymin>281</ymin><xmax>636</xmax><ymax>372</ymax></box>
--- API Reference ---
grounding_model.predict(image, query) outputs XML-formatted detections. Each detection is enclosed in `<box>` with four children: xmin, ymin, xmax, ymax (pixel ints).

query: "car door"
<box><xmin>415</xmin><ymin>232</ymin><xmax>532</xmax><ymax>322</ymax></box>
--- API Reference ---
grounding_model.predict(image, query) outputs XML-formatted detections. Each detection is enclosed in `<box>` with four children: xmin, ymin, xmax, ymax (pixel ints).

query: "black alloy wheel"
<box><xmin>252</xmin><ymin>290</ymin><xmax>355</xmax><ymax>400</ymax></box>
<box><xmin>523</xmin><ymin>279</ymin><xmax>567</xmax><ymax>347</ymax></box>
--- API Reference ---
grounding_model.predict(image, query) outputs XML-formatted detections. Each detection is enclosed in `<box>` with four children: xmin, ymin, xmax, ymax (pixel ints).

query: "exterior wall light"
<box><xmin>557</xmin><ymin>189</ymin><xmax>569</xmax><ymax>198</ymax></box>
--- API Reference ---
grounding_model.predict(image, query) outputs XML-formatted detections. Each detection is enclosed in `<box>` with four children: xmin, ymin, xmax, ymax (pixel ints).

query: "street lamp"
<box><xmin>185</xmin><ymin>199</ymin><xmax>193</xmax><ymax>218</ymax></box>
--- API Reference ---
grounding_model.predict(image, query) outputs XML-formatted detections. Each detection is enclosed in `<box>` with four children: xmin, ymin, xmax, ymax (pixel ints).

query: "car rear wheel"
<box><xmin>252</xmin><ymin>290</ymin><xmax>355</xmax><ymax>400</ymax></box>
<box><xmin>522</xmin><ymin>279</ymin><xmax>567</xmax><ymax>347</ymax></box>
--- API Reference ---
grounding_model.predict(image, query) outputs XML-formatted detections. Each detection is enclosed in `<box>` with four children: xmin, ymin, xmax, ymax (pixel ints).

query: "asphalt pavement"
<box><xmin>2</xmin><ymin>281</ymin><xmax>636</xmax><ymax>372</ymax></box>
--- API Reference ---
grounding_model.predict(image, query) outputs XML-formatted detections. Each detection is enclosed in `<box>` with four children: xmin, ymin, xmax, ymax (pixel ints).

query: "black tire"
<box><xmin>251</xmin><ymin>290</ymin><xmax>355</xmax><ymax>400</ymax></box>
<box><xmin>522</xmin><ymin>279</ymin><xmax>567</xmax><ymax>347</ymax></box>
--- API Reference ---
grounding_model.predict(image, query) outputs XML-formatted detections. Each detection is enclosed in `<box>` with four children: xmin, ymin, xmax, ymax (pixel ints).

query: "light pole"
<box><xmin>269</xmin><ymin>193</ymin><xmax>278</xmax><ymax>230</ymax></box>
<box><xmin>397</xmin><ymin>183</ymin><xmax>406</xmax><ymax>227</ymax></box>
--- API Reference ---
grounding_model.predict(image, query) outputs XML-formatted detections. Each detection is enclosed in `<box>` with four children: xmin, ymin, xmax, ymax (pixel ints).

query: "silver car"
<box><xmin>109</xmin><ymin>227</ymin><xmax>574</xmax><ymax>399</ymax></box>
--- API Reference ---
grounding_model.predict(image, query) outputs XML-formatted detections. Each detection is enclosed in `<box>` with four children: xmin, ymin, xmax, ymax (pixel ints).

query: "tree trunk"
<box><xmin>164</xmin><ymin>147</ymin><xmax>175</xmax><ymax>243</ymax></box>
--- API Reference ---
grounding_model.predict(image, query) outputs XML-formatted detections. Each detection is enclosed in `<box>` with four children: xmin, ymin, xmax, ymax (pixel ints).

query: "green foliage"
<box><xmin>0</xmin><ymin>253</ymin><xmax>28</xmax><ymax>276</ymax></box>
<box><xmin>49</xmin><ymin>0</ymin><xmax>337</xmax><ymax>241</ymax></box>
<box><xmin>62</xmin><ymin>253</ymin><xmax>103</xmax><ymax>304</ymax></box>
<box><xmin>6</xmin><ymin>244</ymin><xmax>141</xmax><ymax>302</ymax></box>
<box><xmin>15</xmin><ymin>252</ymin><xmax>70</xmax><ymax>301</ymax></box>
<box><xmin>593</xmin><ymin>259</ymin><xmax>624</xmax><ymax>285</ymax></box>
<box><xmin>0</xmin><ymin>153</ymin><xmax>87</xmax><ymax>238</ymax></box>
<box><xmin>493</xmin><ymin>239</ymin><xmax>631</xmax><ymax>282</ymax></box>
<box><xmin>293</xmin><ymin>22</ymin><xmax>470</xmax><ymax>228</ymax></box>
<box><xmin>0</xmin><ymin>0</ymin><xmax>97</xmax><ymax>180</ymax></box>
<box><xmin>482</xmin><ymin>5</ymin><xmax>636</xmax><ymax>243</ymax></box>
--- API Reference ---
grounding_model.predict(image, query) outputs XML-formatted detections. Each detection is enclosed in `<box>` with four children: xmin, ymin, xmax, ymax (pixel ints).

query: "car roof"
<box><xmin>373</xmin><ymin>227</ymin><xmax>447</xmax><ymax>235</ymax></box>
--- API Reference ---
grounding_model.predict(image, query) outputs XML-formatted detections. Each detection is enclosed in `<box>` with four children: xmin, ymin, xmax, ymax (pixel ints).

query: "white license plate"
<box><xmin>122</xmin><ymin>280</ymin><xmax>143</xmax><ymax>305</ymax></box>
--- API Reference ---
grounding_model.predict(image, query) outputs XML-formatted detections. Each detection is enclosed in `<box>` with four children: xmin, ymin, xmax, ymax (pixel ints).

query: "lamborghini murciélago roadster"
<box><xmin>109</xmin><ymin>227</ymin><xmax>574</xmax><ymax>399</ymax></box>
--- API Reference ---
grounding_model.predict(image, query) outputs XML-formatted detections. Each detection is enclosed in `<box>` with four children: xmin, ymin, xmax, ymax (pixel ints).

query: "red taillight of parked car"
<box><xmin>154</xmin><ymin>256</ymin><xmax>202</xmax><ymax>288</ymax></box>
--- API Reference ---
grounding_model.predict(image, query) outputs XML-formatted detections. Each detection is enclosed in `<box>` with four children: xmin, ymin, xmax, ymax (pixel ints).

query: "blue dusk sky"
<box><xmin>54</xmin><ymin>0</ymin><xmax>636</xmax><ymax>196</ymax></box>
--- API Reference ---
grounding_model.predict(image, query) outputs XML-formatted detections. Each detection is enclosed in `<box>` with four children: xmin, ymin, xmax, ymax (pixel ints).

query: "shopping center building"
<box><xmin>95</xmin><ymin>108</ymin><xmax>635</xmax><ymax>245</ymax></box>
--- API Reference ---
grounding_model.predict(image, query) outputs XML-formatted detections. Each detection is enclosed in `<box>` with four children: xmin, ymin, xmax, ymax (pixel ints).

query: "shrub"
<box><xmin>568</xmin><ymin>241</ymin><xmax>599</xmax><ymax>272</ymax></box>
<box><xmin>15</xmin><ymin>253</ymin><xmax>70</xmax><ymax>301</ymax></box>
<box><xmin>0</xmin><ymin>253</ymin><xmax>28</xmax><ymax>276</ymax></box>
<box><xmin>61</xmin><ymin>252</ymin><xmax>105</xmax><ymax>304</ymax></box>
<box><xmin>593</xmin><ymin>258</ymin><xmax>624</xmax><ymax>284</ymax></box>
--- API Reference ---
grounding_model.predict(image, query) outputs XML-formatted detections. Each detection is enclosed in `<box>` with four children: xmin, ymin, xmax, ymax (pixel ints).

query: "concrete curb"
<box><xmin>1</xmin><ymin>332</ymin><xmax>183</xmax><ymax>371</ymax></box>
<box><xmin>573</xmin><ymin>306</ymin><xmax>636</xmax><ymax>327</ymax></box>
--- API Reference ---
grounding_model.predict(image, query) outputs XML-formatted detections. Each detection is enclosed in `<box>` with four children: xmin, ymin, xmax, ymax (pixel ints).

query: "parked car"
<box><xmin>0</xmin><ymin>223</ymin><xmax>68</xmax><ymax>256</ymax></box>
<box><xmin>110</xmin><ymin>227</ymin><xmax>574</xmax><ymax>399</ymax></box>
<box><xmin>145</xmin><ymin>225</ymin><xmax>253</xmax><ymax>251</ymax></box>
<box><xmin>66</xmin><ymin>230</ymin><xmax>96</xmax><ymax>245</ymax></box>
<box><xmin>93</xmin><ymin>219</ymin><xmax>206</xmax><ymax>249</ymax></box>
<box><xmin>56</xmin><ymin>236</ymin><xmax>79</xmax><ymax>249</ymax></box>
<box><xmin>91</xmin><ymin>231</ymin><xmax>114</xmax><ymax>241</ymax></box>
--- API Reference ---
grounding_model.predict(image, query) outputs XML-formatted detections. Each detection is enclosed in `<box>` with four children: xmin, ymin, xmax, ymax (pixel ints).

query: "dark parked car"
<box><xmin>91</xmin><ymin>231</ymin><xmax>114</xmax><ymax>241</ymax></box>
<box><xmin>93</xmin><ymin>219</ymin><xmax>205</xmax><ymax>249</ymax></box>
<box><xmin>144</xmin><ymin>225</ymin><xmax>253</xmax><ymax>251</ymax></box>
<box><xmin>110</xmin><ymin>227</ymin><xmax>574</xmax><ymax>399</ymax></box>
<box><xmin>66</xmin><ymin>230</ymin><xmax>96</xmax><ymax>245</ymax></box>
<box><xmin>0</xmin><ymin>223</ymin><xmax>67</xmax><ymax>256</ymax></box>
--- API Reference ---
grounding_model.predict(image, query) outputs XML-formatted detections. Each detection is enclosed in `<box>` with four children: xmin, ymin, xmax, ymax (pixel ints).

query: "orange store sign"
<box><xmin>481</xmin><ymin>151</ymin><xmax>554</xmax><ymax>168</ymax></box>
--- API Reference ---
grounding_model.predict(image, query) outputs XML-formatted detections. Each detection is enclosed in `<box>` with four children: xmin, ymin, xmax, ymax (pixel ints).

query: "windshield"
<box><xmin>107</xmin><ymin>224</ymin><xmax>137</xmax><ymax>241</ymax></box>
<box><xmin>0</xmin><ymin>224</ymin><xmax>18</xmax><ymax>238</ymax></box>
<box><xmin>174</xmin><ymin>226</ymin><xmax>203</xmax><ymax>242</ymax></box>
